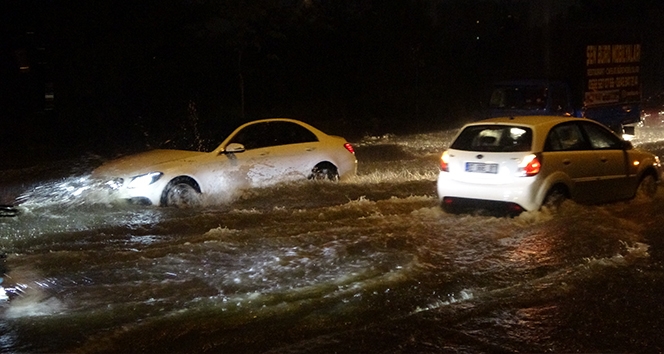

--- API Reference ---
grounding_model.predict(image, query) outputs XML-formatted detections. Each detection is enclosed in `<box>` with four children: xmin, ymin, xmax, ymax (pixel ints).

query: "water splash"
<box><xmin>1</xmin><ymin>267</ymin><xmax>66</xmax><ymax>319</ymax></box>
<box><xmin>16</xmin><ymin>175</ymin><xmax>115</xmax><ymax>208</ymax></box>
<box><xmin>412</xmin><ymin>289</ymin><xmax>475</xmax><ymax>314</ymax></box>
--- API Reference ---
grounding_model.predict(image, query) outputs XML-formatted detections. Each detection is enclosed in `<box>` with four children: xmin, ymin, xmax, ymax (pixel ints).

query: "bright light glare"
<box><xmin>72</xmin><ymin>186</ymin><xmax>90</xmax><ymax>196</ymax></box>
<box><xmin>510</xmin><ymin>127</ymin><xmax>526</xmax><ymax>138</ymax></box>
<box><xmin>128</xmin><ymin>172</ymin><xmax>163</xmax><ymax>189</ymax></box>
<box><xmin>440</xmin><ymin>151</ymin><xmax>449</xmax><ymax>171</ymax></box>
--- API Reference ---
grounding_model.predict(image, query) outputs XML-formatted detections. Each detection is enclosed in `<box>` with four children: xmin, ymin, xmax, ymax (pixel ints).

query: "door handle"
<box><xmin>563</xmin><ymin>159</ymin><xmax>571</xmax><ymax>165</ymax></box>
<box><xmin>600</xmin><ymin>157</ymin><xmax>608</xmax><ymax>163</ymax></box>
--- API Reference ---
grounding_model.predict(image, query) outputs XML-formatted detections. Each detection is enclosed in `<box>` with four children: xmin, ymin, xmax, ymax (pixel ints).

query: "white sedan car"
<box><xmin>437</xmin><ymin>116</ymin><xmax>661</xmax><ymax>214</ymax></box>
<box><xmin>92</xmin><ymin>118</ymin><xmax>357</xmax><ymax>207</ymax></box>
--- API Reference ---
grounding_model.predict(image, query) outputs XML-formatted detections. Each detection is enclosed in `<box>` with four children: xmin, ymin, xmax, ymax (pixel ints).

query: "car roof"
<box><xmin>243</xmin><ymin>117</ymin><xmax>308</xmax><ymax>125</ymax></box>
<box><xmin>235</xmin><ymin>117</ymin><xmax>320</xmax><ymax>131</ymax></box>
<box><xmin>458</xmin><ymin>116</ymin><xmax>600</xmax><ymax>151</ymax></box>
<box><xmin>466</xmin><ymin>115</ymin><xmax>588</xmax><ymax>129</ymax></box>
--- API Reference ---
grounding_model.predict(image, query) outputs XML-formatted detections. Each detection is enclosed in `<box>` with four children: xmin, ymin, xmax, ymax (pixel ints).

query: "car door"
<box><xmin>543</xmin><ymin>122</ymin><xmax>604</xmax><ymax>203</ymax></box>
<box><xmin>223</xmin><ymin>121</ymin><xmax>320</xmax><ymax>186</ymax></box>
<box><xmin>252</xmin><ymin>121</ymin><xmax>322</xmax><ymax>181</ymax></box>
<box><xmin>579</xmin><ymin>121</ymin><xmax>631</xmax><ymax>200</ymax></box>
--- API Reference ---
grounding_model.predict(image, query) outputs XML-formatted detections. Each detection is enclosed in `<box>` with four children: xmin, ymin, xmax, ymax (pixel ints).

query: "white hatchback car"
<box><xmin>437</xmin><ymin>116</ymin><xmax>661</xmax><ymax>214</ymax></box>
<box><xmin>92</xmin><ymin>118</ymin><xmax>357</xmax><ymax>207</ymax></box>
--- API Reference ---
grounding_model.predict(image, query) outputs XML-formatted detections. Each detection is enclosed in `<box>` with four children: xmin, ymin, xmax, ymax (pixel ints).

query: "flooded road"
<box><xmin>2</xmin><ymin>127</ymin><xmax>664</xmax><ymax>353</ymax></box>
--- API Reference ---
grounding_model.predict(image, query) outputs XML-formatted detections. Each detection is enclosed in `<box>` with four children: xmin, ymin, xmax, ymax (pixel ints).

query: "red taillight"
<box><xmin>508</xmin><ymin>203</ymin><xmax>524</xmax><ymax>213</ymax></box>
<box><xmin>519</xmin><ymin>154</ymin><xmax>541</xmax><ymax>176</ymax></box>
<box><xmin>440</xmin><ymin>151</ymin><xmax>449</xmax><ymax>172</ymax></box>
<box><xmin>344</xmin><ymin>143</ymin><xmax>355</xmax><ymax>154</ymax></box>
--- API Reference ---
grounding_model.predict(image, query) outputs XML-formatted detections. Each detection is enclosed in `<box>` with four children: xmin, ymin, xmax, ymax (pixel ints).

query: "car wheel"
<box><xmin>542</xmin><ymin>187</ymin><xmax>567</xmax><ymax>212</ymax></box>
<box><xmin>309</xmin><ymin>162</ymin><xmax>339</xmax><ymax>181</ymax></box>
<box><xmin>636</xmin><ymin>173</ymin><xmax>657</xmax><ymax>200</ymax></box>
<box><xmin>162</xmin><ymin>179</ymin><xmax>201</xmax><ymax>208</ymax></box>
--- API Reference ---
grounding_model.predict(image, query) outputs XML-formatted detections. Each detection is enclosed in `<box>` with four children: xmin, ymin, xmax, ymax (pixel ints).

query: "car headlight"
<box><xmin>128</xmin><ymin>172</ymin><xmax>163</xmax><ymax>189</ymax></box>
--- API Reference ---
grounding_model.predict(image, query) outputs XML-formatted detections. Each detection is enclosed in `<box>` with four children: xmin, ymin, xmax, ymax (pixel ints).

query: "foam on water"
<box><xmin>3</xmin><ymin>295</ymin><xmax>65</xmax><ymax>319</ymax></box>
<box><xmin>1</xmin><ymin>125</ymin><xmax>663</xmax><ymax>353</ymax></box>
<box><xmin>1</xmin><ymin>266</ymin><xmax>67</xmax><ymax>319</ymax></box>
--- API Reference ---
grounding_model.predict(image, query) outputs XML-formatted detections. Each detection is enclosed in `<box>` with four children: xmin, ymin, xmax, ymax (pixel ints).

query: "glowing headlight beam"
<box><xmin>128</xmin><ymin>172</ymin><xmax>163</xmax><ymax>189</ymax></box>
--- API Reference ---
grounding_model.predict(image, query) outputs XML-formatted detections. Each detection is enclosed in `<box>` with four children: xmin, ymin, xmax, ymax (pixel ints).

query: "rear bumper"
<box><xmin>437</xmin><ymin>172</ymin><xmax>541</xmax><ymax>211</ymax></box>
<box><xmin>441</xmin><ymin>196</ymin><xmax>525</xmax><ymax>216</ymax></box>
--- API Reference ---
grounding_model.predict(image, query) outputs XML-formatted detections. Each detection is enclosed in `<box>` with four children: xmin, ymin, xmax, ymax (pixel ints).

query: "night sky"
<box><xmin>1</xmin><ymin>0</ymin><xmax>664</xmax><ymax>165</ymax></box>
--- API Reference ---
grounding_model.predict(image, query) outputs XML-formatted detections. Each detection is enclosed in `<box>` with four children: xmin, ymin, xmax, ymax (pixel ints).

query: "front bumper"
<box><xmin>97</xmin><ymin>177</ymin><xmax>164</xmax><ymax>206</ymax></box>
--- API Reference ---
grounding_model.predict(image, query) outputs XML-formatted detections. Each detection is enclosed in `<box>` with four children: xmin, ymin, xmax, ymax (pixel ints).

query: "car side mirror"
<box><xmin>224</xmin><ymin>143</ymin><xmax>246</xmax><ymax>153</ymax></box>
<box><xmin>622</xmin><ymin>140</ymin><xmax>633</xmax><ymax>150</ymax></box>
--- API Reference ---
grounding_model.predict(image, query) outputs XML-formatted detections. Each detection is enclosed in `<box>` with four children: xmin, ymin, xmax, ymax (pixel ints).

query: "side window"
<box><xmin>228</xmin><ymin>121</ymin><xmax>318</xmax><ymax>150</ymax></box>
<box><xmin>228</xmin><ymin>123</ymin><xmax>274</xmax><ymax>150</ymax></box>
<box><xmin>545</xmin><ymin>123</ymin><xmax>590</xmax><ymax>151</ymax></box>
<box><xmin>270</xmin><ymin>121</ymin><xmax>318</xmax><ymax>145</ymax></box>
<box><xmin>580</xmin><ymin>122</ymin><xmax>623</xmax><ymax>149</ymax></box>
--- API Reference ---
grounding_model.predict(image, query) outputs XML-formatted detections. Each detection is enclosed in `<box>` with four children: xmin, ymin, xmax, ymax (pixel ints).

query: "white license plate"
<box><xmin>466</xmin><ymin>162</ymin><xmax>498</xmax><ymax>174</ymax></box>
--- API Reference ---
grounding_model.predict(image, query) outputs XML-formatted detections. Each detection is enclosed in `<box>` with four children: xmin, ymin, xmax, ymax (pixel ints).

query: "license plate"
<box><xmin>466</xmin><ymin>162</ymin><xmax>498</xmax><ymax>174</ymax></box>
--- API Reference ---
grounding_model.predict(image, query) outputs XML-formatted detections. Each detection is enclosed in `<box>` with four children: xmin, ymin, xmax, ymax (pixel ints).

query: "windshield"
<box><xmin>451</xmin><ymin>125</ymin><xmax>533</xmax><ymax>152</ymax></box>
<box><xmin>489</xmin><ymin>85</ymin><xmax>547</xmax><ymax>110</ymax></box>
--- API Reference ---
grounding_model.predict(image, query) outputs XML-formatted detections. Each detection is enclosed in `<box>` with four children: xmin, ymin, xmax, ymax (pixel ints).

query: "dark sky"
<box><xmin>1</xmin><ymin>0</ymin><xmax>663</xmax><ymax>160</ymax></box>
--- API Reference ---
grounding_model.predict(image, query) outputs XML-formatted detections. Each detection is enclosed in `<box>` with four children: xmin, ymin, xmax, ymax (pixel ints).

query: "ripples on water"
<box><xmin>1</xmin><ymin>127</ymin><xmax>664</xmax><ymax>353</ymax></box>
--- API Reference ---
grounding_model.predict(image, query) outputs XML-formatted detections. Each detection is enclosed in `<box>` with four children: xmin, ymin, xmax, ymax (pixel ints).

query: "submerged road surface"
<box><xmin>2</xmin><ymin>127</ymin><xmax>664</xmax><ymax>353</ymax></box>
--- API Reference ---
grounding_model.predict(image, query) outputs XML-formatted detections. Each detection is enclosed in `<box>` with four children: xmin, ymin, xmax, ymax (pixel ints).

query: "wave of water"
<box><xmin>1</xmin><ymin>126</ymin><xmax>664</xmax><ymax>352</ymax></box>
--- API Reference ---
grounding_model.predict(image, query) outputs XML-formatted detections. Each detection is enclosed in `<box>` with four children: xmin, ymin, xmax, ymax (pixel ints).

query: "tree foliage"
<box><xmin>2</xmin><ymin>0</ymin><xmax>662</xmax><ymax>156</ymax></box>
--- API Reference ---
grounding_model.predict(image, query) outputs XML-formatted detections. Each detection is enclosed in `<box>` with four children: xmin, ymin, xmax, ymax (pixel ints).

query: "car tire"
<box><xmin>161</xmin><ymin>178</ymin><xmax>202</xmax><ymax>208</ymax></box>
<box><xmin>309</xmin><ymin>162</ymin><xmax>339</xmax><ymax>181</ymax></box>
<box><xmin>636</xmin><ymin>173</ymin><xmax>657</xmax><ymax>200</ymax></box>
<box><xmin>542</xmin><ymin>187</ymin><xmax>567</xmax><ymax>212</ymax></box>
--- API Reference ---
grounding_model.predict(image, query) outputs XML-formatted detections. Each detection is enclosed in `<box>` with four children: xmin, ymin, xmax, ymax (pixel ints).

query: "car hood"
<box><xmin>93</xmin><ymin>149</ymin><xmax>205</xmax><ymax>178</ymax></box>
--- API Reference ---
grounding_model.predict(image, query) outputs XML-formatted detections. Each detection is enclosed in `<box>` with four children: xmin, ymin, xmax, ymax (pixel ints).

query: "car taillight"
<box><xmin>440</xmin><ymin>151</ymin><xmax>449</xmax><ymax>172</ymax></box>
<box><xmin>518</xmin><ymin>154</ymin><xmax>541</xmax><ymax>176</ymax></box>
<box><xmin>344</xmin><ymin>143</ymin><xmax>355</xmax><ymax>154</ymax></box>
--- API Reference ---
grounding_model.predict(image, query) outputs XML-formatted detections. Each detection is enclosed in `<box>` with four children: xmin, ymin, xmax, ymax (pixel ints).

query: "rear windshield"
<box><xmin>450</xmin><ymin>125</ymin><xmax>533</xmax><ymax>152</ymax></box>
